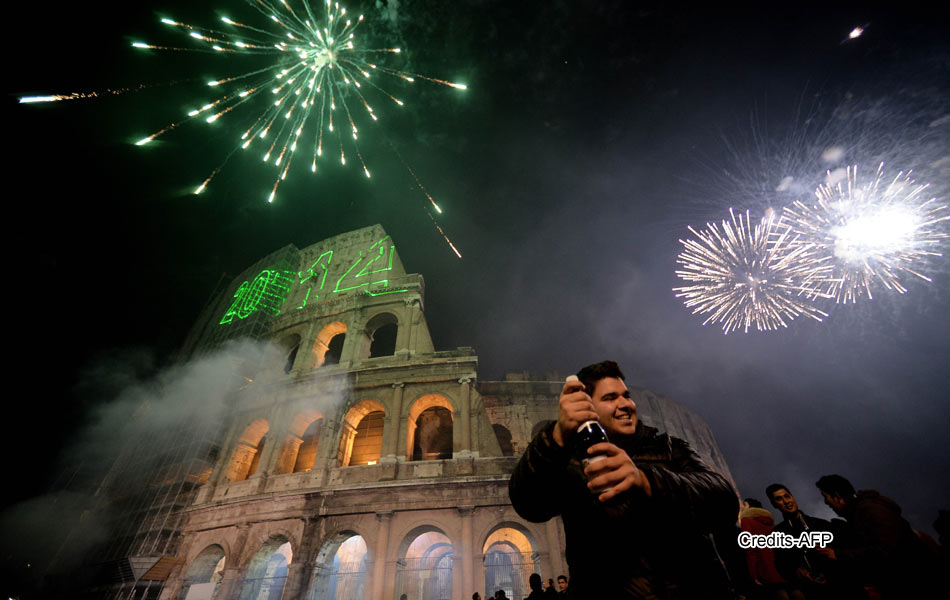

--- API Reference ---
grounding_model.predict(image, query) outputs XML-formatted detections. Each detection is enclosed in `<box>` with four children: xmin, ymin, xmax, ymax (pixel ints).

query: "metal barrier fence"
<box><xmin>484</xmin><ymin>551</ymin><xmax>540</xmax><ymax>600</ymax></box>
<box><xmin>394</xmin><ymin>556</ymin><xmax>453</xmax><ymax>600</ymax></box>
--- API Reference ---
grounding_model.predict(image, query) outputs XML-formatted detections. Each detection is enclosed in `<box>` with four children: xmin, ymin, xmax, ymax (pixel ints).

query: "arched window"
<box><xmin>240</xmin><ymin>537</ymin><xmax>292</xmax><ymax>600</ymax></box>
<box><xmin>181</xmin><ymin>544</ymin><xmax>226</xmax><ymax>600</ymax></box>
<box><xmin>395</xmin><ymin>528</ymin><xmax>453</xmax><ymax>600</ymax></box>
<box><xmin>412</xmin><ymin>407</ymin><xmax>453</xmax><ymax>461</ymax></box>
<box><xmin>482</xmin><ymin>525</ymin><xmax>540</xmax><ymax>600</ymax></box>
<box><xmin>492</xmin><ymin>424</ymin><xmax>515</xmax><ymax>457</ymax></box>
<box><xmin>325</xmin><ymin>333</ymin><xmax>345</xmax><ymax>365</ymax></box>
<box><xmin>278</xmin><ymin>333</ymin><xmax>301</xmax><ymax>374</ymax></box>
<box><xmin>274</xmin><ymin>410</ymin><xmax>324</xmax><ymax>475</ymax></box>
<box><xmin>312</xmin><ymin>322</ymin><xmax>347</xmax><ymax>368</ymax></box>
<box><xmin>361</xmin><ymin>312</ymin><xmax>399</xmax><ymax>359</ymax></box>
<box><xmin>226</xmin><ymin>419</ymin><xmax>269</xmax><ymax>482</ymax></box>
<box><xmin>294</xmin><ymin>418</ymin><xmax>323</xmax><ymax>472</ymax></box>
<box><xmin>309</xmin><ymin>533</ymin><xmax>368</xmax><ymax>600</ymax></box>
<box><xmin>337</xmin><ymin>401</ymin><xmax>386</xmax><ymax>467</ymax></box>
<box><xmin>406</xmin><ymin>395</ymin><xmax>454</xmax><ymax>461</ymax></box>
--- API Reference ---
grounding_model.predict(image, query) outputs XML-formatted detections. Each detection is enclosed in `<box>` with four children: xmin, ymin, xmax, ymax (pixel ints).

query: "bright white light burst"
<box><xmin>783</xmin><ymin>164</ymin><xmax>949</xmax><ymax>303</ymax></box>
<box><xmin>674</xmin><ymin>208</ymin><xmax>832</xmax><ymax>334</ymax></box>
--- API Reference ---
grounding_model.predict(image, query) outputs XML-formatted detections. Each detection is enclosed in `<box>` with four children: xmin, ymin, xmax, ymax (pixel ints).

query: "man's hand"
<box><xmin>583</xmin><ymin>442</ymin><xmax>652</xmax><ymax>502</ymax></box>
<box><xmin>551</xmin><ymin>377</ymin><xmax>599</xmax><ymax>447</ymax></box>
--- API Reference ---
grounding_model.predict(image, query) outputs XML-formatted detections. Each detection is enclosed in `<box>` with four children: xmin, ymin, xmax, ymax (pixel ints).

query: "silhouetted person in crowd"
<box><xmin>509</xmin><ymin>360</ymin><xmax>737</xmax><ymax>598</ymax></box>
<box><xmin>544</xmin><ymin>577</ymin><xmax>557</xmax><ymax>599</ymax></box>
<box><xmin>473</xmin><ymin>593</ymin><xmax>481</xmax><ymax>600</ymax></box>
<box><xmin>815</xmin><ymin>474</ymin><xmax>938</xmax><ymax>599</ymax></box>
<box><xmin>495</xmin><ymin>589</ymin><xmax>509</xmax><ymax>600</ymax></box>
<box><xmin>556</xmin><ymin>575</ymin><xmax>569</xmax><ymax>598</ymax></box>
<box><xmin>525</xmin><ymin>572</ymin><xmax>545</xmax><ymax>600</ymax></box>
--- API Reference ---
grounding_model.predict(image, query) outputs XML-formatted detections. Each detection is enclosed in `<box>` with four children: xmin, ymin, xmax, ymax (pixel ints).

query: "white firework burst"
<box><xmin>674</xmin><ymin>208</ymin><xmax>833</xmax><ymax>334</ymax></box>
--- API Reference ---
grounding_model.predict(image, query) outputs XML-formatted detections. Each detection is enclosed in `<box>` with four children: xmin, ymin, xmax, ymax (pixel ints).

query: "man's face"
<box><xmin>591</xmin><ymin>377</ymin><xmax>637</xmax><ymax>436</ymax></box>
<box><xmin>821</xmin><ymin>491</ymin><xmax>847</xmax><ymax>516</ymax></box>
<box><xmin>557</xmin><ymin>578</ymin><xmax>567</xmax><ymax>591</ymax></box>
<box><xmin>769</xmin><ymin>488</ymin><xmax>799</xmax><ymax>515</ymax></box>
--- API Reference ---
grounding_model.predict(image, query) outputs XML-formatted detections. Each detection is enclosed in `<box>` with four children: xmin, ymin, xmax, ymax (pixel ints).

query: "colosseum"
<box><xmin>76</xmin><ymin>224</ymin><xmax>734</xmax><ymax>600</ymax></box>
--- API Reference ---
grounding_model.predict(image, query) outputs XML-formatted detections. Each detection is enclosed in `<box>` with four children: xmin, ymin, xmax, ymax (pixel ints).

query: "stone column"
<box><xmin>338</xmin><ymin>421</ymin><xmax>357</xmax><ymax>467</ymax></box>
<box><xmin>214</xmin><ymin>567</ymin><xmax>244</xmax><ymax>600</ymax></box>
<box><xmin>281</xmin><ymin>562</ymin><xmax>311</xmax><ymax>600</ymax></box>
<box><xmin>370</xmin><ymin>511</ymin><xmax>394</xmax><ymax>600</ymax></box>
<box><xmin>459</xmin><ymin>506</ymin><xmax>475</xmax><ymax>598</ymax></box>
<box><xmin>545</xmin><ymin>519</ymin><xmax>565</xmax><ymax>581</ymax></box>
<box><xmin>457</xmin><ymin>377</ymin><xmax>473</xmax><ymax>455</ymax></box>
<box><xmin>381</xmin><ymin>383</ymin><xmax>405</xmax><ymax>462</ymax></box>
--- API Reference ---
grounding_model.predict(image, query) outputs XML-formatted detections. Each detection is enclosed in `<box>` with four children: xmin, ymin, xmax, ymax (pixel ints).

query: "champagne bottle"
<box><xmin>566</xmin><ymin>375</ymin><xmax>611</xmax><ymax>493</ymax></box>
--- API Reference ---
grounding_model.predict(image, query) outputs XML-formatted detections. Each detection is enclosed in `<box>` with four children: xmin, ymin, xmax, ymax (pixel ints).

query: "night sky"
<box><xmin>6</xmin><ymin>0</ymin><xmax>949</xmax><ymax>560</ymax></box>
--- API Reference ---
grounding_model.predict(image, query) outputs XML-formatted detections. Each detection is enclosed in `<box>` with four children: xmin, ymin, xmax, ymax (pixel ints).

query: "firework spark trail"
<box><xmin>674</xmin><ymin>208</ymin><xmax>832</xmax><ymax>334</ymax></box>
<box><xmin>20</xmin><ymin>0</ymin><xmax>467</xmax><ymax>257</ymax></box>
<box><xmin>783</xmin><ymin>164</ymin><xmax>950</xmax><ymax>303</ymax></box>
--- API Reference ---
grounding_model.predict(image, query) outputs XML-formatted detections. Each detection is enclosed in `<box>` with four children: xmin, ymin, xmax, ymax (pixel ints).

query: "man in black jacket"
<box><xmin>815</xmin><ymin>474</ymin><xmax>938</xmax><ymax>598</ymax></box>
<box><xmin>508</xmin><ymin>361</ymin><xmax>737</xmax><ymax>599</ymax></box>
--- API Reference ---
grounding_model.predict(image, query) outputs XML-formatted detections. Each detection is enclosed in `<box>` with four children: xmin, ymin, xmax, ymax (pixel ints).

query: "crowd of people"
<box><xmin>723</xmin><ymin>477</ymin><xmax>943</xmax><ymax>599</ymax></box>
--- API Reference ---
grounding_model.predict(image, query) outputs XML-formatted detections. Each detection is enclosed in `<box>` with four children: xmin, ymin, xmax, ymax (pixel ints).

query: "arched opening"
<box><xmin>274</xmin><ymin>410</ymin><xmax>324</xmax><ymax>474</ymax></box>
<box><xmin>482</xmin><ymin>525</ymin><xmax>540</xmax><ymax>600</ymax></box>
<box><xmin>226</xmin><ymin>419</ymin><xmax>269</xmax><ymax>482</ymax></box>
<box><xmin>361</xmin><ymin>312</ymin><xmax>399</xmax><ymax>359</ymax></box>
<box><xmin>492</xmin><ymin>424</ymin><xmax>515</xmax><ymax>457</ymax></box>
<box><xmin>395</xmin><ymin>528</ymin><xmax>453</xmax><ymax>600</ymax></box>
<box><xmin>337</xmin><ymin>401</ymin><xmax>386</xmax><ymax>467</ymax></box>
<box><xmin>240</xmin><ymin>537</ymin><xmax>292</xmax><ymax>600</ymax></box>
<box><xmin>406</xmin><ymin>395</ymin><xmax>454</xmax><ymax>461</ymax></box>
<box><xmin>309</xmin><ymin>533</ymin><xmax>368</xmax><ymax>600</ymax></box>
<box><xmin>180</xmin><ymin>544</ymin><xmax>225</xmax><ymax>600</ymax></box>
<box><xmin>369</xmin><ymin>323</ymin><xmax>398</xmax><ymax>357</ymax></box>
<box><xmin>294</xmin><ymin>418</ymin><xmax>323</xmax><ymax>472</ymax></box>
<box><xmin>312</xmin><ymin>322</ymin><xmax>347</xmax><ymax>368</ymax></box>
<box><xmin>325</xmin><ymin>333</ymin><xmax>345</xmax><ymax>366</ymax></box>
<box><xmin>278</xmin><ymin>333</ymin><xmax>302</xmax><ymax>374</ymax></box>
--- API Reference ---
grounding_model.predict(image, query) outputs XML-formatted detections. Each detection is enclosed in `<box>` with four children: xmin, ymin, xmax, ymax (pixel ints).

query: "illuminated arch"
<box><xmin>240</xmin><ymin>536</ymin><xmax>292</xmax><ymax>600</ymax></box>
<box><xmin>482</xmin><ymin>524</ymin><xmax>540</xmax><ymax>600</ymax></box>
<box><xmin>338</xmin><ymin>400</ymin><xmax>386</xmax><ymax>467</ymax></box>
<box><xmin>181</xmin><ymin>544</ymin><xmax>226</xmax><ymax>600</ymax></box>
<box><xmin>274</xmin><ymin>410</ymin><xmax>324</xmax><ymax>474</ymax></box>
<box><xmin>406</xmin><ymin>395</ymin><xmax>454</xmax><ymax>461</ymax></box>
<box><xmin>226</xmin><ymin>419</ymin><xmax>269</xmax><ymax>482</ymax></box>
<box><xmin>309</xmin><ymin>531</ymin><xmax>369</xmax><ymax>600</ymax></box>
<box><xmin>395</xmin><ymin>526</ymin><xmax>454</xmax><ymax>600</ymax></box>
<box><xmin>312</xmin><ymin>321</ymin><xmax>347</xmax><ymax>368</ymax></box>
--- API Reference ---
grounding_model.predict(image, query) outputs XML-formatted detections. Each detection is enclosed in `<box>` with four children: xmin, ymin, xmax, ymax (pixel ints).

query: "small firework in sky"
<box><xmin>674</xmin><ymin>208</ymin><xmax>832</xmax><ymax>334</ymax></box>
<box><xmin>783</xmin><ymin>164</ymin><xmax>949</xmax><ymax>303</ymax></box>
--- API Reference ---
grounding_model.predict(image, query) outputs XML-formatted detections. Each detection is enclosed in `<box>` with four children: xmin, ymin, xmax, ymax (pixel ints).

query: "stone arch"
<box><xmin>406</xmin><ymin>394</ymin><xmax>454</xmax><ymax>461</ymax></box>
<box><xmin>226</xmin><ymin>418</ymin><xmax>269</xmax><ymax>482</ymax></box>
<box><xmin>338</xmin><ymin>400</ymin><xmax>386</xmax><ymax>467</ymax></box>
<box><xmin>239</xmin><ymin>535</ymin><xmax>293</xmax><ymax>600</ymax></box>
<box><xmin>492</xmin><ymin>424</ymin><xmax>515</xmax><ymax>457</ymax></box>
<box><xmin>360</xmin><ymin>312</ymin><xmax>400</xmax><ymax>359</ymax></box>
<box><xmin>312</xmin><ymin>321</ymin><xmax>347</xmax><ymax>368</ymax></box>
<box><xmin>481</xmin><ymin>523</ymin><xmax>541</xmax><ymax>600</ymax></box>
<box><xmin>180</xmin><ymin>544</ymin><xmax>226</xmax><ymax>600</ymax></box>
<box><xmin>394</xmin><ymin>526</ymin><xmax>454</xmax><ymax>600</ymax></box>
<box><xmin>309</xmin><ymin>530</ymin><xmax>369</xmax><ymax>600</ymax></box>
<box><xmin>274</xmin><ymin>410</ymin><xmax>324</xmax><ymax>474</ymax></box>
